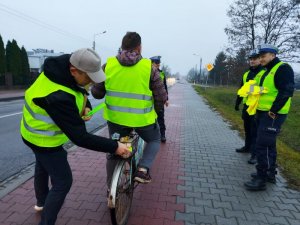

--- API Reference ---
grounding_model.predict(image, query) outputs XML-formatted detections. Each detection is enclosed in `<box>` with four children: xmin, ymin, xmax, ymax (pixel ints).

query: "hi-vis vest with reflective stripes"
<box><xmin>103</xmin><ymin>57</ymin><xmax>157</xmax><ymax>127</ymax></box>
<box><xmin>20</xmin><ymin>73</ymin><xmax>85</xmax><ymax>147</ymax></box>
<box><xmin>160</xmin><ymin>71</ymin><xmax>165</xmax><ymax>81</ymax></box>
<box><xmin>257</xmin><ymin>62</ymin><xmax>291</xmax><ymax>114</ymax></box>
<box><xmin>238</xmin><ymin>80</ymin><xmax>268</xmax><ymax>115</ymax></box>
<box><xmin>242</xmin><ymin>69</ymin><xmax>266</xmax><ymax>104</ymax></box>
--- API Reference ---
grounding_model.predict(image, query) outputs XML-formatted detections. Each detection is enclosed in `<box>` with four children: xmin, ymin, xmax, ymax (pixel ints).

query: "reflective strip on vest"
<box><xmin>24</xmin><ymin>100</ymin><xmax>55</xmax><ymax>125</ymax></box>
<box><xmin>106</xmin><ymin>90</ymin><xmax>153</xmax><ymax>101</ymax></box>
<box><xmin>22</xmin><ymin>116</ymin><xmax>63</xmax><ymax>136</ymax></box>
<box><xmin>106</xmin><ymin>103</ymin><xmax>153</xmax><ymax>114</ymax></box>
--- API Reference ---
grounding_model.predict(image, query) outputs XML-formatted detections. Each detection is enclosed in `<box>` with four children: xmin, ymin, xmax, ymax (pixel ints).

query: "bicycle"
<box><xmin>108</xmin><ymin>131</ymin><xmax>145</xmax><ymax>225</ymax></box>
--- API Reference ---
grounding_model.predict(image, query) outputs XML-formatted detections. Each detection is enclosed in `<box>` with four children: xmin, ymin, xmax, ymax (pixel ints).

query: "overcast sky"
<box><xmin>0</xmin><ymin>0</ymin><xmax>299</xmax><ymax>75</ymax></box>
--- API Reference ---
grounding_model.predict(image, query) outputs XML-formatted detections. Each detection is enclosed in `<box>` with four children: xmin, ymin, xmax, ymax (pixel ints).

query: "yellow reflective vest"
<box><xmin>238</xmin><ymin>80</ymin><xmax>268</xmax><ymax>115</ymax></box>
<box><xmin>20</xmin><ymin>73</ymin><xmax>85</xmax><ymax>147</ymax></box>
<box><xmin>241</xmin><ymin>69</ymin><xmax>266</xmax><ymax>104</ymax></box>
<box><xmin>160</xmin><ymin>71</ymin><xmax>165</xmax><ymax>81</ymax></box>
<box><xmin>103</xmin><ymin>57</ymin><xmax>157</xmax><ymax>127</ymax></box>
<box><xmin>257</xmin><ymin>62</ymin><xmax>291</xmax><ymax>114</ymax></box>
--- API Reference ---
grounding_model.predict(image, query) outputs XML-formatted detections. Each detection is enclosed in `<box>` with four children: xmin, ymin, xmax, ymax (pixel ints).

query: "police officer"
<box><xmin>150</xmin><ymin>56</ymin><xmax>169</xmax><ymax>142</ymax></box>
<box><xmin>20</xmin><ymin>48</ymin><xmax>130</xmax><ymax>225</ymax></box>
<box><xmin>244</xmin><ymin>44</ymin><xmax>294</xmax><ymax>191</ymax></box>
<box><xmin>235</xmin><ymin>49</ymin><xmax>265</xmax><ymax>165</ymax></box>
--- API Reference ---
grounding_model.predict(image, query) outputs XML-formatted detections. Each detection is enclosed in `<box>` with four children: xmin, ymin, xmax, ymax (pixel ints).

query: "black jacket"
<box><xmin>235</xmin><ymin>65</ymin><xmax>264</xmax><ymax>107</ymax></box>
<box><xmin>24</xmin><ymin>54</ymin><xmax>118</xmax><ymax>153</ymax></box>
<box><xmin>259</xmin><ymin>57</ymin><xmax>294</xmax><ymax>113</ymax></box>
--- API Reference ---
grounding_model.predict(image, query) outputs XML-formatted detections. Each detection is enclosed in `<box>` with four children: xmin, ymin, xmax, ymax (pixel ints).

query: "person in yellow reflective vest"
<box><xmin>150</xmin><ymin>55</ymin><xmax>169</xmax><ymax>142</ymax></box>
<box><xmin>91</xmin><ymin>32</ymin><xmax>168</xmax><ymax>185</ymax></box>
<box><xmin>244</xmin><ymin>44</ymin><xmax>295</xmax><ymax>191</ymax></box>
<box><xmin>234</xmin><ymin>49</ymin><xmax>265</xmax><ymax>164</ymax></box>
<box><xmin>20</xmin><ymin>48</ymin><xmax>130</xmax><ymax>225</ymax></box>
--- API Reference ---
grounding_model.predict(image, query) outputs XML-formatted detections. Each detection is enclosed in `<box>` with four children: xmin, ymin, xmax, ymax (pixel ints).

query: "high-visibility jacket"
<box><xmin>20</xmin><ymin>73</ymin><xmax>85</xmax><ymax>147</ymax></box>
<box><xmin>241</xmin><ymin>69</ymin><xmax>266</xmax><ymax>104</ymax></box>
<box><xmin>103</xmin><ymin>57</ymin><xmax>157</xmax><ymax>127</ymax></box>
<box><xmin>257</xmin><ymin>62</ymin><xmax>291</xmax><ymax>114</ymax></box>
<box><xmin>160</xmin><ymin>71</ymin><xmax>165</xmax><ymax>81</ymax></box>
<box><xmin>238</xmin><ymin>80</ymin><xmax>268</xmax><ymax>115</ymax></box>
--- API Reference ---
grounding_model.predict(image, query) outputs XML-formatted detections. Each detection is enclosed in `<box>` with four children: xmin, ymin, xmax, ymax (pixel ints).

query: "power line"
<box><xmin>0</xmin><ymin>3</ymin><xmax>90</xmax><ymax>43</ymax></box>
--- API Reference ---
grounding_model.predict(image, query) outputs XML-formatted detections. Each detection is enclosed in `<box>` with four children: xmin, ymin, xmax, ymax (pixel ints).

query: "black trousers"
<box><xmin>255</xmin><ymin>111</ymin><xmax>287</xmax><ymax>178</ymax></box>
<box><xmin>157</xmin><ymin>109</ymin><xmax>166</xmax><ymax>135</ymax></box>
<box><xmin>242</xmin><ymin>105</ymin><xmax>257</xmax><ymax>157</ymax></box>
<box><xmin>23</xmin><ymin>139</ymin><xmax>73</xmax><ymax>225</ymax></box>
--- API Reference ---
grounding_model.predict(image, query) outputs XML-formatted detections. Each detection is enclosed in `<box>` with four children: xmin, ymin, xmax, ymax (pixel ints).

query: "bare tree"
<box><xmin>225</xmin><ymin>0</ymin><xmax>261</xmax><ymax>50</ymax></box>
<box><xmin>226</xmin><ymin>0</ymin><xmax>300</xmax><ymax>60</ymax></box>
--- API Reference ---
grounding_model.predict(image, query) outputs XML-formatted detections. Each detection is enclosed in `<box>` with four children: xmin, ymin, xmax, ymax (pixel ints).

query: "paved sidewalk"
<box><xmin>0</xmin><ymin>83</ymin><xmax>300</xmax><ymax>225</ymax></box>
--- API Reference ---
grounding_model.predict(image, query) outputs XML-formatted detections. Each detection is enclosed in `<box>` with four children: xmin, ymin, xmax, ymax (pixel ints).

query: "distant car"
<box><xmin>176</xmin><ymin>78</ymin><xmax>180</xmax><ymax>80</ymax></box>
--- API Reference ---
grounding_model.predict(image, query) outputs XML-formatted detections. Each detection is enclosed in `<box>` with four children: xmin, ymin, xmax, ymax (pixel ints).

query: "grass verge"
<box><xmin>194</xmin><ymin>85</ymin><xmax>300</xmax><ymax>188</ymax></box>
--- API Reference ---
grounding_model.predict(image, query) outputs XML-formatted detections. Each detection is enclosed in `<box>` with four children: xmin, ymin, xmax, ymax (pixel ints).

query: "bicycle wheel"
<box><xmin>109</xmin><ymin>160</ymin><xmax>134</xmax><ymax>225</ymax></box>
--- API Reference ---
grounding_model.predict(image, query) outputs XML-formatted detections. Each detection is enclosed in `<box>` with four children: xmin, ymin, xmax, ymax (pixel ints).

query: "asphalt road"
<box><xmin>0</xmin><ymin>96</ymin><xmax>106</xmax><ymax>182</ymax></box>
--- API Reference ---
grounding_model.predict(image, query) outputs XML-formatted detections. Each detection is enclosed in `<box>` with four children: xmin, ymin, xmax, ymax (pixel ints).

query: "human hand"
<box><xmin>268</xmin><ymin>111</ymin><xmax>276</xmax><ymax>119</ymax></box>
<box><xmin>82</xmin><ymin>108</ymin><xmax>92</xmax><ymax>121</ymax></box>
<box><xmin>115</xmin><ymin>142</ymin><xmax>132</xmax><ymax>158</ymax></box>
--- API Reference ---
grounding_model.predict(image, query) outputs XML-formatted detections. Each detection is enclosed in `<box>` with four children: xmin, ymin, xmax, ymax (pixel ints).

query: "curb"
<box><xmin>0</xmin><ymin>96</ymin><xmax>24</xmax><ymax>102</ymax></box>
<box><xmin>0</xmin><ymin>125</ymin><xmax>107</xmax><ymax>199</ymax></box>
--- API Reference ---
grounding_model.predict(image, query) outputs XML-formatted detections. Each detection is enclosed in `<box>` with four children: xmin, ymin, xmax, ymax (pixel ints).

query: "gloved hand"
<box><xmin>234</xmin><ymin>104</ymin><xmax>239</xmax><ymax>111</ymax></box>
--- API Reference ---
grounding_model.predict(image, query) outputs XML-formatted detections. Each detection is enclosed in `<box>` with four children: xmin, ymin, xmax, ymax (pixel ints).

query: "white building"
<box><xmin>27</xmin><ymin>49</ymin><xmax>64</xmax><ymax>73</ymax></box>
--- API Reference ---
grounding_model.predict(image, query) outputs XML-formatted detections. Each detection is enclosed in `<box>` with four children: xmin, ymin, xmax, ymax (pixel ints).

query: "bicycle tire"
<box><xmin>109</xmin><ymin>160</ymin><xmax>134</xmax><ymax>225</ymax></box>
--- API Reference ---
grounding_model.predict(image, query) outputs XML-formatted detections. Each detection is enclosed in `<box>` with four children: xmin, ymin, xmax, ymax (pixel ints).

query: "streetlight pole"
<box><xmin>193</xmin><ymin>53</ymin><xmax>202</xmax><ymax>84</ymax></box>
<box><xmin>93</xmin><ymin>31</ymin><xmax>107</xmax><ymax>50</ymax></box>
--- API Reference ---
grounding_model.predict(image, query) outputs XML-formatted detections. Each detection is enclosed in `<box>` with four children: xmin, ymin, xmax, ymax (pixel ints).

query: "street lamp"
<box><xmin>193</xmin><ymin>53</ymin><xmax>202</xmax><ymax>83</ymax></box>
<box><xmin>93</xmin><ymin>31</ymin><xmax>107</xmax><ymax>50</ymax></box>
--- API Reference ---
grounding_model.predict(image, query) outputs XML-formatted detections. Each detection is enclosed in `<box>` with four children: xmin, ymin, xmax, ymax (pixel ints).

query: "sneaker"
<box><xmin>134</xmin><ymin>168</ymin><xmax>152</xmax><ymax>183</ymax></box>
<box><xmin>34</xmin><ymin>205</ymin><xmax>43</xmax><ymax>212</ymax></box>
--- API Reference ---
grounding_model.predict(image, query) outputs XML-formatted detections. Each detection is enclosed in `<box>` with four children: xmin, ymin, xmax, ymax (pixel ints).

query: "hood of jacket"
<box><xmin>116</xmin><ymin>50</ymin><xmax>142</xmax><ymax>66</ymax></box>
<box><xmin>43</xmin><ymin>54</ymin><xmax>87</xmax><ymax>94</ymax></box>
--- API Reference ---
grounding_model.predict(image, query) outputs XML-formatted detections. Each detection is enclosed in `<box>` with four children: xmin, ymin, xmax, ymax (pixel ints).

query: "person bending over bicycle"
<box><xmin>91</xmin><ymin>32</ymin><xmax>167</xmax><ymax>186</ymax></box>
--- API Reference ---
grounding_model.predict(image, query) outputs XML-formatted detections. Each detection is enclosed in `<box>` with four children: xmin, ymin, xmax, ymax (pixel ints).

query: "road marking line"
<box><xmin>0</xmin><ymin>112</ymin><xmax>22</xmax><ymax>119</ymax></box>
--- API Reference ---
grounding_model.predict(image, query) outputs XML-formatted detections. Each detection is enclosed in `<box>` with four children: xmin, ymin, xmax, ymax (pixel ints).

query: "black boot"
<box><xmin>160</xmin><ymin>131</ymin><xmax>166</xmax><ymax>143</ymax></box>
<box><xmin>244</xmin><ymin>177</ymin><xmax>266</xmax><ymax>191</ymax></box>
<box><xmin>251</xmin><ymin>171</ymin><xmax>277</xmax><ymax>183</ymax></box>
<box><xmin>248</xmin><ymin>156</ymin><xmax>257</xmax><ymax>164</ymax></box>
<box><xmin>236</xmin><ymin>146</ymin><xmax>250</xmax><ymax>153</ymax></box>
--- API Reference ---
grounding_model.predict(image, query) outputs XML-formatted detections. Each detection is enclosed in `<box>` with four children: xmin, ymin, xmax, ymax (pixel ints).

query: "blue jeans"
<box><xmin>106</xmin><ymin>121</ymin><xmax>161</xmax><ymax>187</ymax></box>
<box><xmin>28</xmin><ymin>145</ymin><xmax>72</xmax><ymax>225</ymax></box>
<box><xmin>255</xmin><ymin>111</ymin><xmax>287</xmax><ymax>178</ymax></box>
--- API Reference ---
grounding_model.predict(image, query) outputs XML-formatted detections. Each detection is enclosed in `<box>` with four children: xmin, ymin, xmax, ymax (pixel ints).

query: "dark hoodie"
<box><xmin>91</xmin><ymin>50</ymin><xmax>168</xmax><ymax>113</ymax></box>
<box><xmin>23</xmin><ymin>54</ymin><xmax>118</xmax><ymax>153</ymax></box>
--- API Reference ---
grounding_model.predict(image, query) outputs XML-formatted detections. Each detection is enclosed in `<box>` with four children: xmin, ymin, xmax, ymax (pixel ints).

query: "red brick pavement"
<box><xmin>0</xmin><ymin>86</ymin><xmax>185</xmax><ymax>225</ymax></box>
